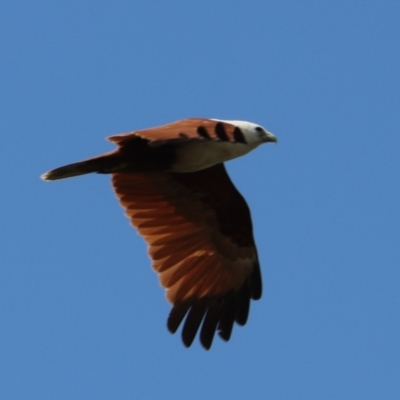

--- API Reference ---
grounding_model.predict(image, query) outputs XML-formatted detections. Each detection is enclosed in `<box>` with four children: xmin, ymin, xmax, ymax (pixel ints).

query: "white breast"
<box><xmin>170</xmin><ymin>140</ymin><xmax>258</xmax><ymax>172</ymax></box>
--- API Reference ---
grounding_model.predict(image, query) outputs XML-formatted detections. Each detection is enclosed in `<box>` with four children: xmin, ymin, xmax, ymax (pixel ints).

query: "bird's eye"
<box><xmin>255</xmin><ymin>127</ymin><xmax>263</xmax><ymax>132</ymax></box>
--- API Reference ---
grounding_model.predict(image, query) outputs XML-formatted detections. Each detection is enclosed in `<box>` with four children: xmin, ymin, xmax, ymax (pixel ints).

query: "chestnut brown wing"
<box><xmin>108</xmin><ymin>118</ymin><xmax>248</xmax><ymax>146</ymax></box>
<box><xmin>111</xmin><ymin>163</ymin><xmax>261</xmax><ymax>349</ymax></box>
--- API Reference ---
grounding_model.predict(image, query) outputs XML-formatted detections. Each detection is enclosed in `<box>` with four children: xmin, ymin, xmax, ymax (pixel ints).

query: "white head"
<box><xmin>214</xmin><ymin>119</ymin><xmax>277</xmax><ymax>147</ymax></box>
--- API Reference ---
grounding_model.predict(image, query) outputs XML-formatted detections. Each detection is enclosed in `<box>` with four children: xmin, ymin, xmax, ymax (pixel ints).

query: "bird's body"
<box><xmin>42</xmin><ymin>117</ymin><xmax>277</xmax><ymax>349</ymax></box>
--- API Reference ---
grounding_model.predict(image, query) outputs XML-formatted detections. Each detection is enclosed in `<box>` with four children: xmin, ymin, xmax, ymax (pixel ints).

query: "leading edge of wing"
<box><xmin>107</xmin><ymin>118</ymin><xmax>248</xmax><ymax>146</ymax></box>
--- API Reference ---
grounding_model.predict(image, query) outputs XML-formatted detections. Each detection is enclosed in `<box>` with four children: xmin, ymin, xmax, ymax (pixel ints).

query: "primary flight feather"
<box><xmin>41</xmin><ymin>117</ymin><xmax>277</xmax><ymax>349</ymax></box>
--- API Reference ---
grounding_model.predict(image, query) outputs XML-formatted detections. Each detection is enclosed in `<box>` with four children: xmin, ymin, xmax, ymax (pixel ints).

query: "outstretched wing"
<box><xmin>108</xmin><ymin>118</ymin><xmax>248</xmax><ymax>146</ymax></box>
<box><xmin>111</xmin><ymin>163</ymin><xmax>261</xmax><ymax>349</ymax></box>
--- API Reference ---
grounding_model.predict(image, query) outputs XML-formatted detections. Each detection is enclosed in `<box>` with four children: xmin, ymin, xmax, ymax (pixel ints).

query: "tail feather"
<box><xmin>41</xmin><ymin>151</ymin><xmax>122</xmax><ymax>181</ymax></box>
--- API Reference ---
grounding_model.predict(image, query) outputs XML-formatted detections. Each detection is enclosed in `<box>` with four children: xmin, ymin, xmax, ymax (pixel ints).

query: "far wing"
<box><xmin>111</xmin><ymin>163</ymin><xmax>262</xmax><ymax>349</ymax></box>
<box><xmin>108</xmin><ymin>118</ymin><xmax>248</xmax><ymax>146</ymax></box>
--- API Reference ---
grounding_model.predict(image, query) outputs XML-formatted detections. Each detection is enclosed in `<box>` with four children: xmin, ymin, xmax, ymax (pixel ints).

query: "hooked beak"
<box><xmin>263</xmin><ymin>131</ymin><xmax>278</xmax><ymax>143</ymax></box>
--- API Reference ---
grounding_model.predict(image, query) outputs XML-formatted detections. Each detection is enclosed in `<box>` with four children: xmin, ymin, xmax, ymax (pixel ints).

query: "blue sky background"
<box><xmin>1</xmin><ymin>1</ymin><xmax>399</xmax><ymax>399</ymax></box>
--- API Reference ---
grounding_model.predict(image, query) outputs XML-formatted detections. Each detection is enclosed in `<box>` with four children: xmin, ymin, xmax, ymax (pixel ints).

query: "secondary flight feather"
<box><xmin>41</xmin><ymin>117</ymin><xmax>277</xmax><ymax>349</ymax></box>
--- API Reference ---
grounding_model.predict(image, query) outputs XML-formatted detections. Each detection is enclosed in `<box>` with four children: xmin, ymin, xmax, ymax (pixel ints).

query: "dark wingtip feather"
<box><xmin>181</xmin><ymin>299</ymin><xmax>208</xmax><ymax>348</ymax></box>
<box><xmin>167</xmin><ymin>300</ymin><xmax>192</xmax><ymax>334</ymax></box>
<box><xmin>199</xmin><ymin>300</ymin><xmax>222</xmax><ymax>350</ymax></box>
<box><xmin>251</xmin><ymin>259</ymin><xmax>262</xmax><ymax>300</ymax></box>
<box><xmin>217</xmin><ymin>294</ymin><xmax>237</xmax><ymax>342</ymax></box>
<box><xmin>235</xmin><ymin>284</ymin><xmax>251</xmax><ymax>326</ymax></box>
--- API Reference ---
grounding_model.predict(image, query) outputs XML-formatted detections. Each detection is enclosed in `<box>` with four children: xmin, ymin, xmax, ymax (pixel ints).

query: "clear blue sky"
<box><xmin>1</xmin><ymin>1</ymin><xmax>399</xmax><ymax>399</ymax></box>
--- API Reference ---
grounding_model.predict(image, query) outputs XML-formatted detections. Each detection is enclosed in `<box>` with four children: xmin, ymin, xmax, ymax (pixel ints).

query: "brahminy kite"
<box><xmin>41</xmin><ymin>118</ymin><xmax>277</xmax><ymax>349</ymax></box>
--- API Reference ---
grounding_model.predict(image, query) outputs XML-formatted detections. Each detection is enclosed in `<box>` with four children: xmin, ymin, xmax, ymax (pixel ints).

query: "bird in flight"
<box><xmin>42</xmin><ymin>118</ymin><xmax>277</xmax><ymax>349</ymax></box>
